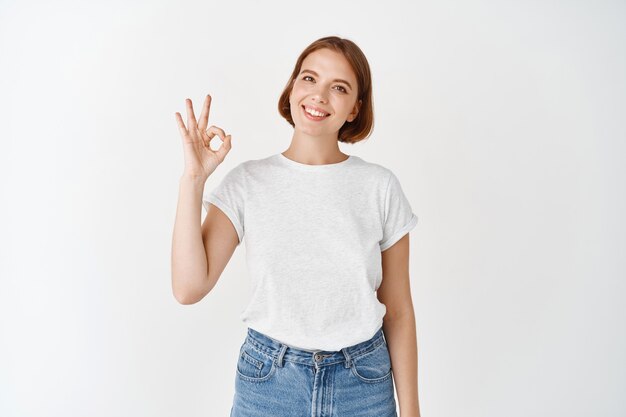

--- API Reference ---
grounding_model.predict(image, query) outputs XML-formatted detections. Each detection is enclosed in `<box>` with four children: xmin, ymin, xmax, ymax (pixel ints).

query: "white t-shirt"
<box><xmin>202</xmin><ymin>152</ymin><xmax>418</xmax><ymax>351</ymax></box>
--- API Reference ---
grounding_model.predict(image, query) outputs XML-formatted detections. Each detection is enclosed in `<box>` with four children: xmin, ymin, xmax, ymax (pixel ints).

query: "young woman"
<box><xmin>172</xmin><ymin>36</ymin><xmax>421</xmax><ymax>417</ymax></box>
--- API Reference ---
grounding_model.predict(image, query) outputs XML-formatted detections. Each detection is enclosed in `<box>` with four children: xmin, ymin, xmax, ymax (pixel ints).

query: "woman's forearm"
<box><xmin>171</xmin><ymin>174</ymin><xmax>209</xmax><ymax>304</ymax></box>
<box><xmin>383</xmin><ymin>311</ymin><xmax>421</xmax><ymax>417</ymax></box>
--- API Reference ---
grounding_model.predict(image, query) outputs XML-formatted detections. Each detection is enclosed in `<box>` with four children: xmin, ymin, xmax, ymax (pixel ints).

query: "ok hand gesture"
<box><xmin>175</xmin><ymin>94</ymin><xmax>232</xmax><ymax>181</ymax></box>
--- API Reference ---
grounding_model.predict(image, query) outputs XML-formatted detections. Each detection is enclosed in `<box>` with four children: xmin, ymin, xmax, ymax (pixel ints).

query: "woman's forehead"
<box><xmin>300</xmin><ymin>49</ymin><xmax>356</xmax><ymax>82</ymax></box>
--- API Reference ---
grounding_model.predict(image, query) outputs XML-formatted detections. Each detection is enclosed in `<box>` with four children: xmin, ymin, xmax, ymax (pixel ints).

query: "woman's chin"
<box><xmin>295</xmin><ymin>126</ymin><xmax>329</xmax><ymax>137</ymax></box>
<box><xmin>295</xmin><ymin>122</ymin><xmax>339</xmax><ymax>136</ymax></box>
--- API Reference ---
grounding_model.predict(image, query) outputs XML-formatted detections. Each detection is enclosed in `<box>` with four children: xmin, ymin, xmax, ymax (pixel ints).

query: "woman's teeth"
<box><xmin>303</xmin><ymin>106</ymin><xmax>328</xmax><ymax>117</ymax></box>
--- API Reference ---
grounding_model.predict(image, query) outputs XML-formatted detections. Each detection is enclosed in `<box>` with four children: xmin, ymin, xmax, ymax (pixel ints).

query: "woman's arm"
<box><xmin>378</xmin><ymin>234</ymin><xmax>421</xmax><ymax>417</ymax></box>
<box><xmin>171</xmin><ymin>175</ymin><xmax>210</xmax><ymax>304</ymax></box>
<box><xmin>171</xmin><ymin>96</ymin><xmax>237</xmax><ymax>305</ymax></box>
<box><xmin>171</xmin><ymin>174</ymin><xmax>240</xmax><ymax>305</ymax></box>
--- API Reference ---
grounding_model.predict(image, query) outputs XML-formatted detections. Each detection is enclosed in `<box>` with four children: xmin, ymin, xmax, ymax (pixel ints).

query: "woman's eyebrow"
<box><xmin>300</xmin><ymin>69</ymin><xmax>353</xmax><ymax>91</ymax></box>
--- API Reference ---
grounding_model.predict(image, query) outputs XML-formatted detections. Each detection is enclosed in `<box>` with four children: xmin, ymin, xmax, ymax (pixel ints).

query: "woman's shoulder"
<box><xmin>220</xmin><ymin>154</ymin><xmax>274</xmax><ymax>174</ymax></box>
<box><xmin>348</xmin><ymin>154</ymin><xmax>395</xmax><ymax>179</ymax></box>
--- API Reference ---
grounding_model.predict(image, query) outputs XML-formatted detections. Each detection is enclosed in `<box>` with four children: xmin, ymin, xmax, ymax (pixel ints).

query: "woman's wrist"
<box><xmin>180</xmin><ymin>172</ymin><xmax>208</xmax><ymax>185</ymax></box>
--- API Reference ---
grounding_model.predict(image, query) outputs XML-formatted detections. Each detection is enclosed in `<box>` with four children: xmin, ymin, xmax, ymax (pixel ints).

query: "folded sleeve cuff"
<box><xmin>203</xmin><ymin>194</ymin><xmax>244</xmax><ymax>244</ymax></box>
<box><xmin>379</xmin><ymin>214</ymin><xmax>418</xmax><ymax>252</ymax></box>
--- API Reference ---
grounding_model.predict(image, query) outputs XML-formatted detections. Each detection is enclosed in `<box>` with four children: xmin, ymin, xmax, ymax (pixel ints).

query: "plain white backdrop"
<box><xmin>1</xmin><ymin>0</ymin><xmax>624</xmax><ymax>416</ymax></box>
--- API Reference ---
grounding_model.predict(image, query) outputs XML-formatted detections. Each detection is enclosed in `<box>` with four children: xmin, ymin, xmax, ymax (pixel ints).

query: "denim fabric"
<box><xmin>230</xmin><ymin>326</ymin><xmax>398</xmax><ymax>417</ymax></box>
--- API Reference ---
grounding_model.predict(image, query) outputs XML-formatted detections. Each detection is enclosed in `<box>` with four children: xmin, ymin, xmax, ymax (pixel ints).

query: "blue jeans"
<box><xmin>230</xmin><ymin>326</ymin><xmax>398</xmax><ymax>416</ymax></box>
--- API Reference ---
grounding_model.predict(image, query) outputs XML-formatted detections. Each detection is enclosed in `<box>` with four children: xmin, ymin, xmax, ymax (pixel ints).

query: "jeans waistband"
<box><xmin>244</xmin><ymin>326</ymin><xmax>386</xmax><ymax>369</ymax></box>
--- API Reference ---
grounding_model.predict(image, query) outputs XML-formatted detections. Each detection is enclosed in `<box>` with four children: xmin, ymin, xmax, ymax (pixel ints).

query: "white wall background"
<box><xmin>1</xmin><ymin>0</ymin><xmax>624</xmax><ymax>416</ymax></box>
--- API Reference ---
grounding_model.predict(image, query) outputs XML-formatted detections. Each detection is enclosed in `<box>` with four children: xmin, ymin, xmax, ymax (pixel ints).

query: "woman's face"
<box><xmin>289</xmin><ymin>48</ymin><xmax>361</xmax><ymax>138</ymax></box>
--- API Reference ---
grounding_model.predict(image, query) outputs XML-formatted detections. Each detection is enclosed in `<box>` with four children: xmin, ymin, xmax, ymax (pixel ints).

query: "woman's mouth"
<box><xmin>302</xmin><ymin>105</ymin><xmax>330</xmax><ymax>121</ymax></box>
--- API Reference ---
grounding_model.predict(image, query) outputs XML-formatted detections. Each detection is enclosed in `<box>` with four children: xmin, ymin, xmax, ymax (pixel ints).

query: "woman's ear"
<box><xmin>347</xmin><ymin>99</ymin><xmax>362</xmax><ymax>122</ymax></box>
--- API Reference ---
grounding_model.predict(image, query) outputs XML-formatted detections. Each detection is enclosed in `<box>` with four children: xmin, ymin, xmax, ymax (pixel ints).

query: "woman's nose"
<box><xmin>312</xmin><ymin>86</ymin><xmax>328</xmax><ymax>103</ymax></box>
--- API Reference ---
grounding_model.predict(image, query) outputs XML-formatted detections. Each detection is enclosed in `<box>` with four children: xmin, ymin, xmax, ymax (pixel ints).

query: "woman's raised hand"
<box><xmin>175</xmin><ymin>94</ymin><xmax>232</xmax><ymax>181</ymax></box>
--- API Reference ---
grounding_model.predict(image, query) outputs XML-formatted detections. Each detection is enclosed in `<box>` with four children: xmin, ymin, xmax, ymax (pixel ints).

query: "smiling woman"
<box><xmin>172</xmin><ymin>35</ymin><xmax>420</xmax><ymax>417</ymax></box>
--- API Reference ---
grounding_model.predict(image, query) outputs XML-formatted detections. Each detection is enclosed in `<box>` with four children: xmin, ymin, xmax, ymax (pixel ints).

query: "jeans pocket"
<box><xmin>351</xmin><ymin>340</ymin><xmax>393</xmax><ymax>383</ymax></box>
<box><xmin>236</xmin><ymin>341</ymin><xmax>277</xmax><ymax>383</ymax></box>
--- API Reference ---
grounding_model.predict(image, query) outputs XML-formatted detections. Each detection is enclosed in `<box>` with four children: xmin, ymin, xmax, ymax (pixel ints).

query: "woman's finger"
<box><xmin>205</xmin><ymin>125</ymin><xmax>226</xmax><ymax>143</ymax></box>
<box><xmin>197</xmin><ymin>94</ymin><xmax>212</xmax><ymax>131</ymax></box>
<box><xmin>214</xmin><ymin>134</ymin><xmax>232</xmax><ymax>162</ymax></box>
<box><xmin>174</xmin><ymin>112</ymin><xmax>188</xmax><ymax>137</ymax></box>
<box><xmin>199</xmin><ymin>127</ymin><xmax>212</xmax><ymax>148</ymax></box>
<box><xmin>185</xmin><ymin>98</ymin><xmax>198</xmax><ymax>130</ymax></box>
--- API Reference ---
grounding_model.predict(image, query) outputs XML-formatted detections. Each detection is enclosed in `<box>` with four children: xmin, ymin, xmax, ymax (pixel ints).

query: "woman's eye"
<box><xmin>301</xmin><ymin>76</ymin><xmax>346</xmax><ymax>93</ymax></box>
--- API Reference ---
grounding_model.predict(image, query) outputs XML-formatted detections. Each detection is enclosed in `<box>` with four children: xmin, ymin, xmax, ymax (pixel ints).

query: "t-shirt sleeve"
<box><xmin>202</xmin><ymin>164</ymin><xmax>245</xmax><ymax>245</ymax></box>
<box><xmin>379</xmin><ymin>170</ymin><xmax>418</xmax><ymax>252</ymax></box>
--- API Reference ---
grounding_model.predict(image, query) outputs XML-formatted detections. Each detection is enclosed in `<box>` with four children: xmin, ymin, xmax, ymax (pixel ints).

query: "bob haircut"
<box><xmin>278</xmin><ymin>36</ymin><xmax>374</xmax><ymax>144</ymax></box>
